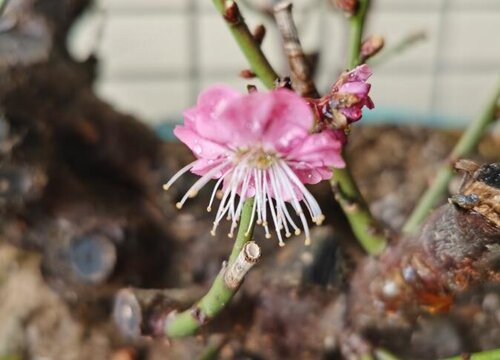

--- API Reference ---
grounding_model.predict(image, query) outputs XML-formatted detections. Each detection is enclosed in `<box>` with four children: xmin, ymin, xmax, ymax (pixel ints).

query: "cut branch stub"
<box><xmin>224</xmin><ymin>241</ymin><xmax>261</xmax><ymax>289</ymax></box>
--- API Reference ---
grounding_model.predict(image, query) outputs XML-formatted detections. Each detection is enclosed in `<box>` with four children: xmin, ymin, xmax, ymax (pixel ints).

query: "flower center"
<box><xmin>251</xmin><ymin>149</ymin><xmax>276</xmax><ymax>169</ymax></box>
<box><xmin>237</xmin><ymin>148</ymin><xmax>277</xmax><ymax>170</ymax></box>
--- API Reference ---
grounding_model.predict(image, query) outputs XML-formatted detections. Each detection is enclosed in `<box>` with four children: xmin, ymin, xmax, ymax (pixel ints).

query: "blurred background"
<box><xmin>69</xmin><ymin>0</ymin><xmax>500</xmax><ymax>135</ymax></box>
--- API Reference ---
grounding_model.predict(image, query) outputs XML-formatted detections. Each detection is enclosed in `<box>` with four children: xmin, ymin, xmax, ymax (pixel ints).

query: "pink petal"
<box><xmin>365</xmin><ymin>96</ymin><xmax>375</xmax><ymax>109</ymax></box>
<box><xmin>340</xmin><ymin>82</ymin><xmax>371</xmax><ymax>97</ymax></box>
<box><xmin>215</xmin><ymin>89</ymin><xmax>315</xmax><ymax>150</ymax></box>
<box><xmin>341</xmin><ymin>106</ymin><xmax>363</xmax><ymax>121</ymax></box>
<box><xmin>347</xmin><ymin>64</ymin><xmax>372</xmax><ymax>82</ymax></box>
<box><xmin>293</xmin><ymin>167</ymin><xmax>332</xmax><ymax>184</ymax></box>
<box><xmin>286</xmin><ymin>130</ymin><xmax>345</xmax><ymax>168</ymax></box>
<box><xmin>174</xmin><ymin>125</ymin><xmax>228</xmax><ymax>159</ymax></box>
<box><xmin>197</xmin><ymin>84</ymin><xmax>242</xmax><ymax>116</ymax></box>
<box><xmin>217</xmin><ymin>91</ymin><xmax>274</xmax><ymax>146</ymax></box>
<box><xmin>190</xmin><ymin>85</ymin><xmax>244</xmax><ymax>145</ymax></box>
<box><xmin>191</xmin><ymin>159</ymin><xmax>231</xmax><ymax>177</ymax></box>
<box><xmin>260</xmin><ymin>89</ymin><xmax>315</xmax><ymax>152</ymax></box>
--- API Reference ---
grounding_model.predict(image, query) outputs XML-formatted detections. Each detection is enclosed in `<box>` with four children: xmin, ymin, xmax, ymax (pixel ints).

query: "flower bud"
<box><xmin>360</xmin><ymin>35</ymin><xmax>385</xmax><ymax>62</ymax></box>
<box><xmin>333</xmin><ymin>0</ymin><xmax>358</xmax><ymax>15</ymax></box>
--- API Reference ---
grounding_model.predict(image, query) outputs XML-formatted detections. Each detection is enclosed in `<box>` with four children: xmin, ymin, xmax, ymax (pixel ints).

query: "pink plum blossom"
<box><xmin>163</xmin><ymin>85</ymin><xmax>345</xmax><ymax>246</ymax></box>
<box><xmin>307</xmin><ymin>64</ymin><xmax>374</xmax><ymax>130</ymax></box>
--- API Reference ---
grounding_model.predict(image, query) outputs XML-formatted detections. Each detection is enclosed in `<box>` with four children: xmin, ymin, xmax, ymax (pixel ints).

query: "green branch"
<box><xmin>441</xmin><ymin>349</ymin><xmax>500</xmax><ymax>360</ymax></box>
<box><xmin>402</xmin><ymin>79</ymin><xmax>500</xmax><ymax>234</ymax></box>
<box><xmin>165</xmin><ymin>198</ymin><xmax>256</xmax><ymax>337</ymax></box>
<box><xmin>347</xmin><ymin>0</ymin><xmax>370</xmax><ymax>69</ymax></box>
<box><xmin>164</xmin><ymin>2</ymin><xmax>280</xmax><ymax>337</ymax></box>
<box><xmin>214</xmin><ymin>0</ymin><xmax>386</xmax><ymax>254</ymax></box>
<box><xmin>213</xmin><ymin>0</ymin><xmax>279</xmax><ymax>89</ymax></box>
<box><xmin>330</xmin><ymin>0</ymin><xmax>388</xmax><ymax>255</ymax></box>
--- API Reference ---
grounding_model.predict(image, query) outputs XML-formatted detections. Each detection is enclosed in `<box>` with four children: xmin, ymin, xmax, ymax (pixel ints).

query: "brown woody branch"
<box><xmin>346</xmin><ymin>161</ymin><xmax>500</xmax><ymax>347</ymax></box>
<box><xmin>273</xmin><ymin>1</ymin><xmax>319</xmax><ymax>98</ymax></box>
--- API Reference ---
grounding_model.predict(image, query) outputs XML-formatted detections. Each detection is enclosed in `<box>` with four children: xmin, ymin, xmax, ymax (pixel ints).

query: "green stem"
<box><xmin>213</xmin><ymin>0</ymin><xmax>279</xmax><ymax>89</ymax></box>
<box><xmin>196</xmin><ymin>336</ymin><xmax>227</xmax><ymax>360</ymax></box>
<box><xmin>331</xmin><ymin>168</ymin><xmax>387</xmax><ymax>255</ymax></box>
<box><xmin>347</xmin><ymin>0</ymin><xmax>370</xmax><ymax>69</ymax></box>
<box><xmin>374</xmin><ymin>348</ymin><xmax>401</xmax><ymax>360</ymax></box>
<box><xmin>331</xmin><ymin>0</ymin><xmax>387</xmax><ymax>255</ymax></box>
<box><xmin>402</xmin><ymin>79</ymin><xmax>500</xmax><ymax>234</ymax></box>
<box><xmin>165</xmin><ymin>198</ymin><xmax>256</xmax><ymax>337</ymax></box>
<box><xmin>165</xmin><ymin>0</ymin><xmax>276</xmax><ymax>338</ymax></box>
<box><xmin>441</xmin><ymin>349</ymin><xmax>500</xmax><ymax>360</ymax></box>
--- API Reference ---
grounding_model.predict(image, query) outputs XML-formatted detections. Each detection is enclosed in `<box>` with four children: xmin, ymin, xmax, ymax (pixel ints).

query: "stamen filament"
<box><xmin>163</xmin><ymin>161</ymin><xmax>196</xmax><ymax>190</ymax></box>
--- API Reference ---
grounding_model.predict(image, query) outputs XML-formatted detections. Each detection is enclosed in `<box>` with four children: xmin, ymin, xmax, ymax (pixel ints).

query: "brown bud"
<box><xmin>247</xmin><ymin>84</ymin><xmax>258</xmax><ymax>93</ymax></box>
<box><xmin>223</xmin><ymin>0</ymin><xmax>241</xmax><ymax>24</ymax></box>
<box><xmin>333</xmin><ymin>0</ymin><xmax>358</xmax><ymax>14</ymax></box>
<box><xmin>239</xmin><ymin>69</ymin><xmax>256</xmax><ymax>79</ymax></box>
<box><xmin>360</xmin><ymin>35</ymin><xmax>385</xmax><ymax>62</ymax></box>
<box><xmin>252</xmin><ymin>24</ymin><xmax>266</xmax><ymax>46</ymax></box>
<box><xmin>274</xmin><ymin>76</ymin><xmax>292</xmax><ymax>90</ymax></box>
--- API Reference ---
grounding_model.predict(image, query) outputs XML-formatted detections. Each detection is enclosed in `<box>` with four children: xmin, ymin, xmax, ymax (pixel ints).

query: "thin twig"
<box><xmin>329</xmin><ymin>0</ymin><xmax>388</xmax><ymax>255</ymax></box>
<box><xmin>402</xmin><ymin>79</ymin><xmax>500</xmax><ymax>234</ymax></box>
<box><xmin>273</xmin><ymin>1</ymin><xmax>319</xmax><ymax>97</ymax></box>
<box><xmin>213</xmin><ymin>0</ymin><xmax>278</xmax><ymax>89</ymax></box>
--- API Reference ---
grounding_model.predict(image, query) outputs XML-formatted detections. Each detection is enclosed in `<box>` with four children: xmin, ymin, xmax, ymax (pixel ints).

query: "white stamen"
<box><xmin>163</xmin><ymin>161</ymin><xmax>196</xmax><ymax>190</ymax></box>
<box><xmin>269</xmin><ymin>165</ymin><xmax>299</xmax><ymax>238</ymax></box>
<box><xmin>273</xmin><ymin>162</ymin><xmax>313</xmax><ymax>244</ymax></box>
<box><xmin>279</xmin><ymin>162</ymin><xmax>324</xmax><ymax>223</ymax></box>
<box><xmin>245</xmin><ymin>195</ymin><xmax>258</xmax><ymax>236</ymax></box>
<box><xmin>176</xmin><ymin>161</ymin><xmax>229</xmax><ymax>209</ymax></box>
<box><xmin>207</xmin><ymin>168</ymin><xmax>231</xmax><ymax>212</ymax></box>
<box><xmin>166</xmin><ymin>146</ymin><xmax>325</xmax><ymax>247</ymax></box>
